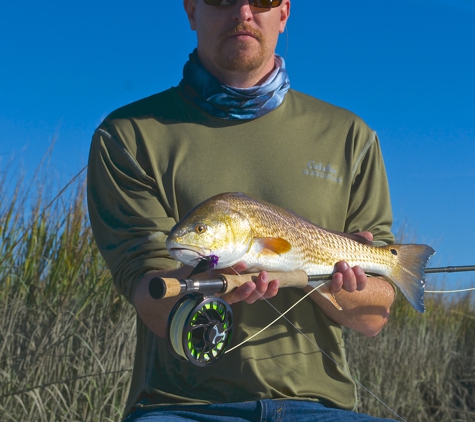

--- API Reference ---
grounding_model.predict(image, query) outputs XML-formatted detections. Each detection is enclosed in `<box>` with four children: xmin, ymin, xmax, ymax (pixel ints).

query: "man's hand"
<box><xmin>330</xmin><ymin>231</ymin><xmax>373</xmax><ymax>294</ymax></box>
<box><xmin>304</xmin><ymin>230</ymin><xmax>395</xmax><ymax>337</ymax></box>
<box><xmin>213</xmin><ymin>263</ymin><xmax>280</xmax><ymax>305</ymax></box>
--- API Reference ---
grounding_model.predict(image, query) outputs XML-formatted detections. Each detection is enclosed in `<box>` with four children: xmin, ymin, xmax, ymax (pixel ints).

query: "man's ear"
<box><xmin>279</xmin><ymin>0</ymin><xmax>291</xmax><ymax>34</ymax></box>
<box><xmin>184</xmin><ymin>0</ymin><xmax>197</xmax><ymax>31</ymax></box>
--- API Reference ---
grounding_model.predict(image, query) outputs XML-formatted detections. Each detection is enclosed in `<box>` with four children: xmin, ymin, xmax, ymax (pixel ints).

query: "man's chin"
<box><xmin>216</xmin><ymin>51</ymin><xmax>267</xmax><ymax>73</ymax></box>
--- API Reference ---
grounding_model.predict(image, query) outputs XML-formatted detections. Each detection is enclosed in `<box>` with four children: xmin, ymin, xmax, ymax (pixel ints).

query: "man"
<box><xmin>87</xmin><ymin>0</ymin><xmax>396</xmax><ymax>420</ymax></box>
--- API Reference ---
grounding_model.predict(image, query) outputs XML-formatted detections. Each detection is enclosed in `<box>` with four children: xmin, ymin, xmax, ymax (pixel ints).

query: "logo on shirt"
<box><xmin>303</xmin><ymin>161</ymin><xmax>342</xmax><ymax>184</ymax></box>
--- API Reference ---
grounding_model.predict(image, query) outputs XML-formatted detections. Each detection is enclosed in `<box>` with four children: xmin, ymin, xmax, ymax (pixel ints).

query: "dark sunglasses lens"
<box><xmin>249</xmin><ymin>0</ymin><xmax>282</xmax><ymax>7</ymax></box>
<box><xmin>204</xmin><ymin>0</ymin><xmax>282</xmax><ymax>7</ymax></box>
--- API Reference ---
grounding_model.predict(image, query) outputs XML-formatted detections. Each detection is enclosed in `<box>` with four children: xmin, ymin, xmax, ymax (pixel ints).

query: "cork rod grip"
<box><xmin>221</xmin><ymin>270</ymin><xmax>308</xmax><ymax>293</ymax></box>
<box><xmin>154</xmin><ymin>277</ymin><xmax>182</xmax><ymax>298</ymax></box>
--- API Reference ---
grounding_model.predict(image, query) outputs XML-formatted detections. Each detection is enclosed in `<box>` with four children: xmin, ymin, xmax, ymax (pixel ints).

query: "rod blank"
<box><xmin>308</xmin><ymin>265</ymin><xmax>475</xmax><ymax>282</ymax></box>
<box><xmin>425</xmin><ymin>265</ymin><xmax>475</xmax><ymax>274</ymax></box>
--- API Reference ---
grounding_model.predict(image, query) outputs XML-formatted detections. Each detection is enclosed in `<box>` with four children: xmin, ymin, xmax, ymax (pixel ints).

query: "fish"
<box><xmin>166</xmin><ymin>192</ymin><xmax>435</xmax><ymax>313</ymax></box>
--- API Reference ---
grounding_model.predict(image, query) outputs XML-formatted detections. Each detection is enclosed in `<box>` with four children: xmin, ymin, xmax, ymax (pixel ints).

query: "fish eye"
<box><xmin>195</xmin><ymin>224</ymin><xmax>207</xmax><ymax>234</ymax></box>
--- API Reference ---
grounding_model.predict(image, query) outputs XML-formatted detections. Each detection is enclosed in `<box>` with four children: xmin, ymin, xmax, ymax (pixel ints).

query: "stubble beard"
<box><xmin>214</xmin><ymin>23</ymin><xmax>270</xmax><ymax>73</ymax></box>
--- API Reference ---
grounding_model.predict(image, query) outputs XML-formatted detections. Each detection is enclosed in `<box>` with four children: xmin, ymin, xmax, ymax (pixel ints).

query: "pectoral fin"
<box><xmin>253</xmin><ymin>237</ymin><xmax>292</xmax><ymax>255</ymax></box>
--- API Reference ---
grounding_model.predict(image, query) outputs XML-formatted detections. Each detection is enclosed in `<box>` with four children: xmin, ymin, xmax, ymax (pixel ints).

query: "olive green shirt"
<box><xmin>87</xmin><ymin>87</ymin><xmax>394</xmax><ymax>417</ymax></box>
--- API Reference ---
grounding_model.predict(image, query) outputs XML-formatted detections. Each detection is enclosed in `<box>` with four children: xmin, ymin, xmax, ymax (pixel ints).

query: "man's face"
<box><xmin>185</xmin><ymin>0</ymin><xmax>290</xmax><ymax>80</ymax></box>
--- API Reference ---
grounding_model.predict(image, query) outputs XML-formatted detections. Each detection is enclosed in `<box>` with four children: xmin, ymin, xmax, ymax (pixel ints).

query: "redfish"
<box><xmin>166</xmin><ymin>192</ymin><xmax>435</xmax><ymax>312</ymax></box>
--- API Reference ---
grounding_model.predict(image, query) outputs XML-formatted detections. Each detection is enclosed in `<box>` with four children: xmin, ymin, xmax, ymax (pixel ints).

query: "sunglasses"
<box><xmin>204</xmin><ymin>0</ymin><xmax>283</xmax><ymax>8</ymax></box>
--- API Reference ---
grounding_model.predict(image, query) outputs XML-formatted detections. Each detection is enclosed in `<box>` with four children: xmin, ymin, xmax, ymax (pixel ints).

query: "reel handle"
<box><xmin>150</xmin><ymin>270</ymin><xmax>309</xmax><ymax>299</ymax></box>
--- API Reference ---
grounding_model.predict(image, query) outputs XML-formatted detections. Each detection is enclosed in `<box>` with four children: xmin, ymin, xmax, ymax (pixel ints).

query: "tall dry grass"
<box><xmin>345</xmin><ymin>295</ymin><xmax>475</xmax><ymax>421</ymax></box>
<box><xmin>0</xmin><ymin>164</ymin><xmax>474</xmax><ymax>421</ymax></box>
<box><xmin>0</xmin><ymin>169</ymin><xmax>135</xmax><ymax>421</ymax></box>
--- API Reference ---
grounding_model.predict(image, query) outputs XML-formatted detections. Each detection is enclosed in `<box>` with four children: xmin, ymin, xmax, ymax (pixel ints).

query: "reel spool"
<box><xmin>167</xmin><ymin>294</ymin><xmax>233</xmax><ymax>366</ymax></box>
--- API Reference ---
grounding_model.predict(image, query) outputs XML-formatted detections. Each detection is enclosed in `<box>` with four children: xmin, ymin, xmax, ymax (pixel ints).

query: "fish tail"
<box><xmin>385</xmin><ymin>244</ymin><xmax>435</xmax><ymax>313</ymax></box>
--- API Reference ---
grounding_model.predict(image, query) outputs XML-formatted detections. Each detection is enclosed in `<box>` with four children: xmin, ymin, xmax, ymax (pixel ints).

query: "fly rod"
<box><xmin>160</xmin><ymin>265</ymin><xmax>475</xmax><ymax>367</ymax></box>
<box><xmin>149</xmin><ymin>265</ymin><xmax>475</xmax><ymax>299</ymax></box>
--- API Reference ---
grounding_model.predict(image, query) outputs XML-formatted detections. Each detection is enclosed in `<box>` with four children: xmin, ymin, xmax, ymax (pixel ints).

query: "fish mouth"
<box><xmin>167</xmin><ymin>245</ymin><xmax>212</xmax><ymax>267</ymax></box>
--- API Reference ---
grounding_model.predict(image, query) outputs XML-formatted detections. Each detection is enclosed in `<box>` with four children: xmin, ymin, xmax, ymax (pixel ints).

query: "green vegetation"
<box><xmin>1</xmin><ymin>168</ymin><xmax>474</xmax><ymax>421</ymax></box>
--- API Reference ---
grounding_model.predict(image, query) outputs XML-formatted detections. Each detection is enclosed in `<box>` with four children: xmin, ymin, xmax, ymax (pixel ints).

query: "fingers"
<box><xmin>355</xmin><ymin>231</ymin><xmax>373</xmax><ymax>242</ymax></box>
<box><xmin>330</xmin><ymin>231</ymin><xmax>372</xmax><ymax>294</ymax></box>
<box><xmin>331</xmin><ymin>261</ymin><xmax>367</xmax><ymax>294</ymax></box>
<box><xmin>246</xmin><ymin>271</ymin><xmax>279</xmax><ymax>304</ymax></box>
<box><xmin>221</xmin><ymin>271</ymin><xmax>279</xmax><ymax>305</ymax></box>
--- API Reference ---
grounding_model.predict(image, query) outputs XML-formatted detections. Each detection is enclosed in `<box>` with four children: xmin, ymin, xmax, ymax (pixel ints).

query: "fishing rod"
<box><xmin>152</xmin><ymin>265</ymin><xmax>475</xmax><ymax>367</ymax></box>
<box><xmin>150</xmin><ymin>265</ymin><xmax>475</xmax><ymax>299</ymax></box>
<box><xmin>425</xmin><ymin>265</ymin><xmax>475</xmax><ymax>274</ymax></box>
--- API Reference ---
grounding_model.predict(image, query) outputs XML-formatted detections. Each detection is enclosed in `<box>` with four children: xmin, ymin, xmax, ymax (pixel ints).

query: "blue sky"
<box><xmin>1</xmin><ymin>1</ymin><xmax>474</xmax><ymax>290</ymax></box>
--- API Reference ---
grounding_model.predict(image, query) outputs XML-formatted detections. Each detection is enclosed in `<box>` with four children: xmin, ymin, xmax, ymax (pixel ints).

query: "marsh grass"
<box><xmin>0</xmin><ymin>164</ymin><xmax>474</xmax><ymax>421</ymax></box>
<box><xmin>345</xmin><ymin>294</ymin><xmax>475</xmax><ymax>421</ymax></box>
<box><xmin>0</xmin><ymin>168</ymin><xmax>135</xmax><ymax>421</ymax></box>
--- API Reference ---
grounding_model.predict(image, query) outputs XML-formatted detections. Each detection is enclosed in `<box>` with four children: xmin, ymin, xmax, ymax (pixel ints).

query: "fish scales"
<box><xmin>225</xmin><ymin>194</ymin><xmax>395</xmax><ymax>274</ymax></box>
<box><xmin>166</xmin><ymin>192</ymin><xmax>435</xmax><ymax>312</ymax></box>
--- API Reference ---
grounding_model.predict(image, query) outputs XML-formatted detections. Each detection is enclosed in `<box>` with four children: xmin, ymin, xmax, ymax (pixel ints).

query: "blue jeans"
<box><xmin>125</xmin><ymin>399</ymin><xmax>396</xmax><ymax>421</ymax></box>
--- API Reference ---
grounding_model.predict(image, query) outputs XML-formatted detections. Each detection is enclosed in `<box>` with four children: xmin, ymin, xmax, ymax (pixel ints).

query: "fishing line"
<box><xmin>224</xmin><ymin>278</ymin><xmax>407</xmax><ymax>421</ymax></box>
<box><xmin>424</xmin><ymin>266</ymin><xmax>475</xmax><ymax>294</ymax></box>
<box><xmin>426</xmin><ymin>287</ymin><xmax>475</xmax><ymax>293</ymax></box>
<box><xmin>259</xmin><ymin>293</ymin><xmax>407</xmax><ymax>422</ymax></box>
<box><xmin>169</xmin><ymin>298</ymin><xmax>199</xmax><ymax>358</ymax></box>
<box><xmin>167</xmin><ymin>294</ymin><xmax>233</xmax><ymax>366</ymax></box>
<box><xmin>225</xmin><ymin>282</ymin><xmax>323</xmax><ymax>354</ymax></box>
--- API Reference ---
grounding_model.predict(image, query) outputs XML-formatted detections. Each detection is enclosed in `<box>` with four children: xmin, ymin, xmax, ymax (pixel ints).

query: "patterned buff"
<box><xmin>179</xmin><ymin>49</ymin><xmax>291</xmax><ymax>120</ymax></box>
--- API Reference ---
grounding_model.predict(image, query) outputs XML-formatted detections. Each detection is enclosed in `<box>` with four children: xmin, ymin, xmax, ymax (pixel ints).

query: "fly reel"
<box><xmin>167</xmin><ymin>294</ymin><xmax>233</xmax><ymax>366</ymax></box>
